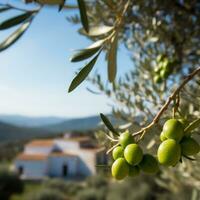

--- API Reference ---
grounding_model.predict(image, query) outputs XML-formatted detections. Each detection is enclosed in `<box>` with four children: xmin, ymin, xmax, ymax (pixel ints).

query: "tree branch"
<box><xmin>132</xmin><ymin>67</ymin><xmax>200</xmax><ymax>138</ymax></box>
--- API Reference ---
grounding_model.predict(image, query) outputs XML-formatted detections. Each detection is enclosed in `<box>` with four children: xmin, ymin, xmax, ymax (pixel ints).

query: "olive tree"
<box><xmin>0</xmin><ymin>0</ymin><xmax>200</xmax><ymax>195</ymax></box>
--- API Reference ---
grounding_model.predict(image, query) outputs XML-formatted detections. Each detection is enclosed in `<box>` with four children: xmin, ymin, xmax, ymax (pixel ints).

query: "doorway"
<box><xmin>62</xmin><ymin>164</ymin><xmax>68</xmax><ymax>177</ymax></box>
<box><xmin>18</xmin><ymin>166</ymin><xmax>23</xmax><ymax>175</ymax></box>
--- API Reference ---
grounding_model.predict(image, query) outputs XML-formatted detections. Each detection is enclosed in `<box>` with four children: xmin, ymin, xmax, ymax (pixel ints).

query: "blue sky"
<box><xmin>0</xmin><ymin>1</ymin><xmax>132</xmax><ymax>118</ymax></box>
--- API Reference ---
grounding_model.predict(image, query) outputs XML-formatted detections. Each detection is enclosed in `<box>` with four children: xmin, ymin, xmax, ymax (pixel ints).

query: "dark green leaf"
<box><xmin>0</xmin><ymin>7</ymin><xmax>11</xmax><ymax>13</ymax></box>
<box><xmin>58</xmin><ymin>0</ymin><xmax>66</xmax><ymax>11</ymax></box>
<box><xmin>184</xmin><ymin>118</ymin><xmax>200</xmax><ymax>134</ymax></box>
<box><xmin>0</xmin><ymin>20</ymin><xmax>32</xmax><ymax>52</ymax></box>
<box><xmin>77</xmin><ymin>0</ymin><xmax>89</xmax><ymax>32</ymax></box>
<box><xmin>70</xmin><ymin>46</ymin><xmax>101</xmax><ymax>62</ymax></box>
<box><xmin>68</xmin><ymin>52</ymin><xmax>100</xmax><ymax>92</ymax></box>
<box><xmin>100</xmin><ymin>113</ymin><xmax>119</xmax><ymax>136</ymax></box>
<box><xmin>108</xmin><ymin>34</ymin><xmax>118</xmax><ymax>82</ymax></box>
<box><xmin>0</xmin><ymin>12</ymin><xmax>33</xmax><ymax>30</ymax></box>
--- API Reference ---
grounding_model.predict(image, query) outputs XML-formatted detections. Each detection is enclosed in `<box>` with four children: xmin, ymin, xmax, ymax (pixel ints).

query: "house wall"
<box><xmin>55</xmin><ymin>140</ymin><xmax>80</xmax><ymax>152</ymax></box>
<box><xmin>48</xmin><ymin>156</ymin><xmax>78</xmax><ymax>178</ymax></box>
<box><xmin>77</xmin><ymin>151</ymin><xmax>96</xmax><ymax>176</ymax></box>
<box><xmin>15</xmin><ymin>160</ymin><xmax>48</xmax><ymax>179</ymax></box>
<box><xmin>25</xmin><ymin>146</ymin><xmax>53</xmax><ymax>155</ymax></box>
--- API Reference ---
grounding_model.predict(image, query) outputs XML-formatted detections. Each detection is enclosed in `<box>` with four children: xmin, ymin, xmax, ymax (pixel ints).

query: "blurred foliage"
<box><xmin>11</xmin><ymin>175</ymin><xmax>198</xmax><ymax>200</ymax></box>
<box><xmin>0</xmin><ymin>167</ymin><xmax>24</xmax><ymax>200</ymax></box>
<box><xmin>25</xmin><ymin>189</ymin><xmax>67</xmax><ymax>200</ymax></box>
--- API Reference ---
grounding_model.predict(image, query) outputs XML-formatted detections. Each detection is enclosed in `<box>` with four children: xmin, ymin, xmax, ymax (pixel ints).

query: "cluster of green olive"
<box><xmin>111</xmin><ymin>131</ymin><xmax>159</xmax><ymax>180</ymax></box>
<box><xmin>154</xmin><ymin>55</ymin><xmax>173</xmax><ymax>83</ymax></box>
<box><xmin>111</xmin><ymin>119</ymin><xmax>200</xmax><ymax>180</ymax></box>
<box><xmin>157</xmin><ymin>119</ymin><xmax>200</xmax><ymax>166</ymax></box>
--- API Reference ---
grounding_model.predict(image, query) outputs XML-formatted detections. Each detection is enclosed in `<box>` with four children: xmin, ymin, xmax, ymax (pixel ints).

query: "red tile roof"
<box><xmin>16</xmin><ymin>153</ymin><xmax>48</xmax><ymax>161</ymax></box>
<box><xmin>26</xmin><ymin>139</ymin><xmax>54</xmax><ymax>147</ymax></box>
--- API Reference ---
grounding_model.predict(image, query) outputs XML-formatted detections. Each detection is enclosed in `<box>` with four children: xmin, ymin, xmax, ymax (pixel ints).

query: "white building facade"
<box><xmin>14</xmin><ymin>136</ymin><xmax>107</xmax><ymax>180</ymax></box>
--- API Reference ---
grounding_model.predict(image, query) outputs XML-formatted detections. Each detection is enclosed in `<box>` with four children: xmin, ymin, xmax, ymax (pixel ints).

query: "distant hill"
<box><xmin>0</xmin><ymin>121</ymin><xmax>56</xmax><ymax>143</ymax></box>
<box><xmin>0</xmin><ymin>114</ymin><xmax>67</xmax><ymax>127</ymax></box>
<box><xmin>44</xmin><ymin>115</ymin><xmax>102</xmax><ymax>132</ymax></box>
<box><xmin>0</xmin><ymin>114</ymin><xmax>119</xmax><ymax>143</ymax></box>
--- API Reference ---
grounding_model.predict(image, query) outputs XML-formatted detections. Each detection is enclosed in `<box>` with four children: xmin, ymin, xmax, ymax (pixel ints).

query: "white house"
<box><xmin>14</xmin><ymin>135</ymin><xmax>107</xmax><ymax>180</ymax></box>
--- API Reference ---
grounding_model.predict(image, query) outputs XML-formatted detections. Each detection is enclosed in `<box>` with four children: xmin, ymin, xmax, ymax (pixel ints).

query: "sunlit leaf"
<box><xmin>100</xmin><ymin>113</ymin><xmax>119</xmax><ymax>136</ymax></box>
<box><xmin>68</xmin><ymin>52</ymin><xmax>100</xmax><ymax>92</ymax></box>
<box><xmin>0</xmin><ymin>12</ymin><xmax>33</xmax><ymax>30</ymax></box>
<box><xmin>77</xmin><ymin>0</ymin><xmax>89</xmax><ymax>32</ymax></box>
<box><xmin>70</xmin><ymin>39</ymin><xmax>104</xmax><ymax>62</ymax></box>
<box><xmin>0</xmin><ymin>20</ymin><xmax>32</xmax><ymax>52</ymax></box>
<box><xmin>88</xmin><ymin>25</ymin><xmax>113</xmax><ymax>36</ymax></box>
<box><xmin>108</xmin><ymin>34</ymin><xmax>118</xmax><ymax>82</ymax></box>
<box><xmin>184</xmin><ymin>118</ymin><xmax>200</xmax><ymax>134</ymax></box>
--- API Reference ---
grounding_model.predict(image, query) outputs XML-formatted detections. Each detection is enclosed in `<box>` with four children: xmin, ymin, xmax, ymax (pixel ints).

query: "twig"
<box><xmin>132</xmin><ymin>67</ymin><xmax>200</xmax><ymax>137</ymax></box>
<box><xmin>106</xmin><ymin>142</ymin><xmax>119</xmax><ymax>154</ymax></box>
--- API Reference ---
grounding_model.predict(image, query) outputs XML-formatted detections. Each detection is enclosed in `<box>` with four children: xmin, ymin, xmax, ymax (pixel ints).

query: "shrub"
<box><xmin>25</xmin><ymin>189</ymin><xmax>67</xmax><ymax>200</ymax></box>
<box><xmin>0</xmin><ymin>167</ymin><xmax>23</xmax><ymax>200</ymax></box>
<box><xmin>43</xmin><ymin>179</ymin><xmax>83</xmax><ymax>196</ymax></box>
<box><xmin>75</xmin><ymin>188</ymin><xmax>106</xmax><ymax>200</ymax></box>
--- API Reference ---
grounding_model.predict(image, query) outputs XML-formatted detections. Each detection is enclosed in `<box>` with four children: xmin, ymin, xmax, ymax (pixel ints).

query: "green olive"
<box><xmin>128</xmin><ymin>165</ymin><xmax>140</xmax><ymax>177</ymax></box>
<box><xmin>112</xmin><ymin>146</ymin><xmax>124</xmax><ymax>160</ymax></box>
<box><xmin>111</xmin><ymin>158</ymin><xmax>129</xmax><ymax>180</ymax></box>
<box><xmin>119</xmin><ymin>131</ymin><xmax>134</xmax><ymax>148</ymax></box>
<box><xmin>162</xmin><ymin>119</ymin><xmax>184</xmax><ymax>142</ymax></box>
<box><xmin>139</xmin><ymin>154</ymin><xmax>159</xmax><ymax>174</ymax></box>
<box><xmin>124</xmin><ymin>144</ymin><xmax>143</xmax><ymax>166</ymax></box>
<box><xmin>157</xmin><ymin>139</ymin><xmax>181</xmax><ymax>166</ymax></box>
<box><xmin>180</xmin><ymin>137</ymin><xmax>200</xmax><ymax>156</ymax></box>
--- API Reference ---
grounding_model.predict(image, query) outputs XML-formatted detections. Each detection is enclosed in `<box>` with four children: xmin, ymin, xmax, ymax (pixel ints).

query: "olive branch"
<box><xmin>105</xmin><ymin>67</ymin><xmax>200</xmax><ymax>154</ymax></box>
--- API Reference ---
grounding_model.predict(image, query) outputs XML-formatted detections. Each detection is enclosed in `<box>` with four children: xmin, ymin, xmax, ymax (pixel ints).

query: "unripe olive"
<box><xmin>163</xmin><ymin>119</ymin><xmax>184</xmax><ymax>142</ymax></box>
<box><xmin>111</xmin><ymin>158</ymin><xmax>129</xmax><ymax>180</ymax></box>
<box><xmin>156</xmin><ymin>55</ymin><xmax>163</xmax><ymax>62</ymax></box>
<box><xmin>119</xmin><ymin>131</ymin><xmax>134</xmax><ymax>148</ymax></box>
<box><xmin>180</xmin><ymin>137</ymin><xmax>200</xmax><ymax>156</ymax></box>
<box><xmin>160</xmin><ymin>69</ymin><xmax>170</xmax><ymax>79</ymax></box>
<box><xmin>160</xmin><ymin>131</ymin><xmax>167</xmax><ymax>142</ymax></box>
<box><xmin>157</xmin><ymin>139</ymin><xmax>181</xmax><ymax>166</ymax></box>
<box><xmin>154</xmin><ymin>75</ymin><xmax>162</xmax><ymax>84</ymax></box>
<box><xmin>124</xmin><ymin>144</ymin><xmax>143</xmax><ymax>166</ymax></box>
<box><xmin>139</xmin><ymin>154</ymin><xmax>159</xmax><ymax>174</ymax></box>
<box><xmin>128</xmin><ymin>165</ymin><xmax>140</xmax><ymax>177</ymax></box>
<box><xmin>112</xmin><ymin>146</ymin><xmax>124</xmax><ymax>160</ymax></box>
<box><xmin>154</xmin><ymin>66</ymin><xmax>161</xmax><ymax>73</ymax></box>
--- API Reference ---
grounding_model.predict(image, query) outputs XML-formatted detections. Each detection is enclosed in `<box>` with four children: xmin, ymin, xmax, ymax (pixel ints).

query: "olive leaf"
<box><xmin>70</xmin><ymin>39</ymin><xmax>104</xmax><ymax>62</ymax></box>
<box><xmin>108</xmin><ymin>33</ymin><xmax>118</xmax><ymax>82</ymax></box>
<box><xmin>58</xmin><ymin>0</ymin><xmax>66</xmax><ymax>11</ymax></box>
<box><xmin>0</xmin><ymin>7</ymin><xmax>11</xmax><ymax>13</ymax></box>
<box><xmin>184</xmin><ymin>118</ymin><xmax>200</xmax><ymax>133</ymax></box>
<box><xmin>0</xmin><ymin>19</ymin><xmax>32</xmax><ymax>52</ymax></box>
<box><xmin>0</xmin><ymin>12</ymin><xmax>33</xmax><ymax>30</ymax></box>
<box><xmin>87</xmin><ymin>25</ymin><xmax>113</xmax><ymax>36</ymax></box>
<box><xmin>77</xmin><ymin>0</ymin><xmax>89</xmax><ymax>32</ymax></box>
<box><xmin>68</xmin><ymin>51</ymin><xmax>101</xmax><ymax>92</ymax></box>
<box><xmin>100</xmin><ymin>113</ymin><xmax>119</xmax><ymax>136</ymax></box>
<box><xmin>70</xmin><ymin>46</ymin><xmax>101</xmax><ymax>62</ymax></box>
